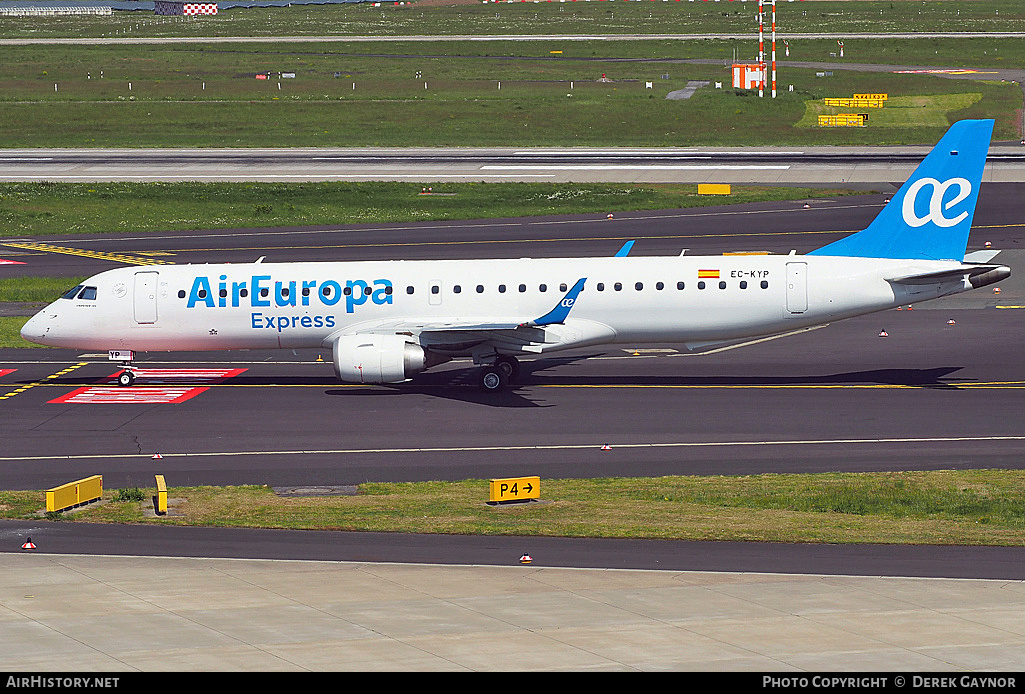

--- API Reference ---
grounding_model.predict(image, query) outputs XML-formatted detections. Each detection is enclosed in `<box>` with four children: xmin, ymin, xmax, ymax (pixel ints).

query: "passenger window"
<box><xmin>761</xmin><ymin>280</ymin><xmax>769</xmax><ymax>289</ymax></box>
<box><xmin>61</xmin><ymin>285</ymin><xmax>84</xmax><ymax>300</ymax></box>
<box><xmin>677</xmin><ymin>281</ymin><xmax>685</xmax><ymax>290</ymax></box>
<box><xmin>597</xmin><ymin>283</ymin><xmax>605</xmax><ymax>292</ymax></box>
<box><xmin>740</xmin><ymin>281</ymin><xmax>748</xmax><ymax>289</ymax></box>
<box><xmin>498</xmin><ymin>285</ymin><xmax>506</xmax><ymax>293</ymax></box>
<box><xmin>220</xmin><ymin>289</ymin><xmax>228</xmax><ymax>298</ymax></box>
<box><xmin>453</xmin><ymin>285</ymin><xmax>461</xmax><ymax>294</ymax></box>
<box><xmin>261</xmin><ymin>288</ymin><xmax>269</xmax><ymax>298</ymax></box>
<box><xmin>198</xmin><ymin>289</ymin><xmax>208</xmax><ymax>299</ymax></box>
<box><xmin>343</xmin><ymin>286</ymin><xmax>352</xmax><ymax>296</ymax></box>
<box><xmin>539</xmin><ymin>284</ymin><xmax>547</xmax><ymax>293</ymax></box>
<box><xmin>406</xmin><ymin>286</ymin><xmax>415</xmax><ymax>294</ymax></box>
<box><xmin>614</xmin><ymin>283</ymin><xmax>622</xmax><ymax>291</ymax></box>
<box><xmin>719</xmin><ymin>281</ymin><xmax>727</xmax><ymax>290</ymax></box>
<box><xmin>476</xmin><ymin>285</ymin><xmax>484</xmax><ymax>294</ymax></box>
<box><xmin>431</xmin><ymin>285</ymin><xmax>440</xmax><ymax>295</ymax></box>
<box><xmin>178</xmin><ymin>290</ymin><xmax>186</xmax><ymax>299</ymax></box>
<box><xmin>518</xmin><ymin>284</ymin><xmax>526</xmax><ymax>293</ymax></box>
<box><xmin>79</xmin><ymin>286</ymin><xmax>97</xmax><ymax>301</ymax></box>
<box><xmin>385</xmin><ymin>286</ymin><xmax>393</xmax><ymax>295</ymax></box>
<box><xmin>240</xmin><ymin>288</ymin><xmax>249</xmax><ymax>298</ymax></box>
<box><xmin>635</xmin><ymin>282</ymin><xmax>643</xmax><ymax>291</ymax></box>
<box><xmin>698</xmin><ymin>281</ymin><xmax>706</xmax><ymax>290</ymax></box>
<box><xmin>560</xmin><ymin>283</ymin><xmax>568</xmax><ymax>292</ymax></box>
<box><xmin>656</xmin><ymin>282</ymin><xmax>664</xmax><ymax>290</ymax></box>
<box><xmin>322</xmin><ymin>286</ymin><xmax>333</xmax><ymax>298</ymax></box>
<box><xmin>302</xmin><ymin>287</ymin><xmax>310</xmax><ymax>297</ymax></box>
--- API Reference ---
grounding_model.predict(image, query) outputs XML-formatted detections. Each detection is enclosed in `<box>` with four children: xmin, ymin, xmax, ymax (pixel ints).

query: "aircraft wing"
<box><xmin>328</xmin><ymin>278</ymin><xmax>588</xmax><ymax>343</ymax></box>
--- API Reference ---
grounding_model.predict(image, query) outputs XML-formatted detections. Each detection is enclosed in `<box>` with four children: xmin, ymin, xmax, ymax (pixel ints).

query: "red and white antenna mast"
<box><xmin>757</xmin><ymin>0</ymin><xmax>777</xmax><ymax>98</ymax></box>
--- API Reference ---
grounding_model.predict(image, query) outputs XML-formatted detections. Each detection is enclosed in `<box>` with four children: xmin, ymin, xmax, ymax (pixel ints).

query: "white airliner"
<box><xmin>20</xmin><ymin>119</ymin><xmax>1010</xmax><ymax>392</ymax></box>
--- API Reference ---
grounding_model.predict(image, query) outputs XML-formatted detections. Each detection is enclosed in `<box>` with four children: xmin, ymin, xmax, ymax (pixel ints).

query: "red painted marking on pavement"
<box><xmin>102</xmin><ymin>367</ymin><xmax>247</xmax><ymax>384</ymax></box>
<box><xmin>0</xmin><ymin>369</ymin><xmax>16</xmax><ymax>378</ymax></box>
<box><xmin>0</xmin><ymin>259</ymin><xmax>27</xmax><ymax>265</ymax></box>
<box><xmin>49</xmin><ymin>386</ymin><xmax>210</xmax><ymax>405</ymax></box>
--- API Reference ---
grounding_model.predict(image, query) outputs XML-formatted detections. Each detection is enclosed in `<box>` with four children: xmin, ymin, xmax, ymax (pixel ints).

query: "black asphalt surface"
<box><xmin>3</xmin><ymin>519</ymin><xmax>1025</xmax><ymax>580</ymax></box>
<box><xmin>2</xmin><ymin>189</ymin><xmax>1023</xmax><ymax>576</ymax></box>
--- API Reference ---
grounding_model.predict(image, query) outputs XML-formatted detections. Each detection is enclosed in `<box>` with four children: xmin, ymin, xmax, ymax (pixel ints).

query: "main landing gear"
<box><xmin>477</xmin><ymin>355</ymin><xmax>520</xmax><ymax>392</ymax></box>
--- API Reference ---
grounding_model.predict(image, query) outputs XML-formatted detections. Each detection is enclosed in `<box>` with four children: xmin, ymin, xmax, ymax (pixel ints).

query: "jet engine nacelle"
<box><xmin>330</xmin><ymin>334</ymin><xmax>427</xmax><ymax>384</ymax></box>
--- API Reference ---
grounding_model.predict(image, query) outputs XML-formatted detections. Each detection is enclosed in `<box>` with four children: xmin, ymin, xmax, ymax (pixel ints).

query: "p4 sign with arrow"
<box><xmin>489</xmin><ymin>476</ymin><xmax>540</xmax><ymax>504</ymax></box>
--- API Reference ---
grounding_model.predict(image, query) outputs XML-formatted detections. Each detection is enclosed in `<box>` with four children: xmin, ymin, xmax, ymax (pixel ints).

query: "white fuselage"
<box><xmin>21</xmin><ymin>254</ymin><xmax>973</xmax><ymax>356</ymax></box>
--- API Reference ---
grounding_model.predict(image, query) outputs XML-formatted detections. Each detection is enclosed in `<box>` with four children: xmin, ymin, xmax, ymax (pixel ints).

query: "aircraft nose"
<box><xmin>20</xmin><ymin>311</ymin><xmax>50</xmax><ymax>344</ymax></box>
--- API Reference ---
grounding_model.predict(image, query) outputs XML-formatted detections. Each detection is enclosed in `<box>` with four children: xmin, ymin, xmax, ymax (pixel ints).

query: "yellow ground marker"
<box><xmin>2</xmin><ymin>242</ymin><xmax>173</xmax><ymax>266</ymax></box>
<box><xmin>0</xmin><ymin>362</ymin><xmax>89</xmax><ymax>401</ymax></box>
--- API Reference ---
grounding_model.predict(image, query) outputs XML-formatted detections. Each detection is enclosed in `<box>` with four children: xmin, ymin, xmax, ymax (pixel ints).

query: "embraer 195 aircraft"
<box><xmin>20</xmin><ymin>120</ymin><xmax>1010</xmax><ymax>392</ymax></box>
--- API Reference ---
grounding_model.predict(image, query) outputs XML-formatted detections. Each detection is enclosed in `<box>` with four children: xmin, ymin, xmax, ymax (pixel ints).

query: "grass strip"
<box><xmin>1</xmin><ymin>2</ymin><xmax>1023</xmax><ymax>40</ymax></box>
<box><xmin>5</xmin><ymin>470</ymin><xmax>1024</xmax><ymax>546</ymax></box>
<box><xmin>0</xmin><ymin>182</ymin><xmax>866</xmax><ymax>237</ymax></box>
<box><xmin>0</xmin><ymin>316</ymin><xmax>37</xmax><ymax>348</ymax></box>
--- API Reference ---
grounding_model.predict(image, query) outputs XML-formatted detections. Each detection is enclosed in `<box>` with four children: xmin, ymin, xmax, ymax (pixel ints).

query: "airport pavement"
<box><xmin>2</xmin><ymin>552</ymin><xmax>1024</xmax><ymax>671</ymax></box>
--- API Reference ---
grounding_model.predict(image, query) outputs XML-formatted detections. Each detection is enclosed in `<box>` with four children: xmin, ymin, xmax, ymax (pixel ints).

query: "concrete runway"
<box><xmin>2</xmin><ymin>146</ymin><xmax>1024</xmax><ymax>185</ymax></box>
<box><xmin>2</xmin><ymin>552</ymin><xmax>1025</xmax><ymax>672</ymax></box>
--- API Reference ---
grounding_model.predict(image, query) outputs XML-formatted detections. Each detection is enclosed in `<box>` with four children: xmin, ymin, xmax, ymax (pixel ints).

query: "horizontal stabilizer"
<box><xmin>963</xmin><ymin>249</ymin><xmax>1001</xmax><ymax>264</ymax></box>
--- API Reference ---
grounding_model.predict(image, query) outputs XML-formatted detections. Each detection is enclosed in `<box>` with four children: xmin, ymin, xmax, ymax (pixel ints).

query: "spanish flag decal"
<box><xmin>698</xmin><ymin>269</ymin><xmax>720</xmax><ymax>279</ymax></box>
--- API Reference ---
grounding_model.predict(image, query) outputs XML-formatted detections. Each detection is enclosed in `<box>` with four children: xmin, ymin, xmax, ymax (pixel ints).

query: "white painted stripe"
<box><xmin>482</xmin><ymin>165</ymin><xmax>791</xmax><ymax>171</ymax></box>
<box><xmin>513</xmin><ymin>151</ymin><xmax>806</xmax><ymax>156</ymax></box>
<box><xmin>0</xmin><ymin>174</ymin><xmax>557</xmax><ymax>180</ymax></box>
<box><xmin>1</xmin><ymin>435</ymin><xmax>1023</xmax><ymax>462</ymax></box>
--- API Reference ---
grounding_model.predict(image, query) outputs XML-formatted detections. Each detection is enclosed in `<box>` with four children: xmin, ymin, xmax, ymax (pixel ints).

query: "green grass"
<box><xmin>0</xmin><ymin>275</ymin><xmax>85</xmax><ymax>302</ymax></box>
<box><xmin>1</xmin><ymin>2</ymin><xmax>1023</xmax><ymax>40</ymax></box>
<box><xmin>797</xmin><ymin>92</ymin><xmax>985</xmax><ymax>129</ymax></box>
<box><xmin>0</xmin><ymin>181</ymin><xmax>866</xmax><ymax>237</ymax></box>
<box><xmin>0</xmin><ymin>316</ymin><xmax>36</xmax><ymax>348</ymax></box>
<box><xmin>8</xmin><ymin>470</ymin><xmax>1025</xmax><ymax>545</ymax></box>
<box><xmin>0</xmin><ymin>36</ymin><xmax>1019</xmax><ymax>147</ymax></box>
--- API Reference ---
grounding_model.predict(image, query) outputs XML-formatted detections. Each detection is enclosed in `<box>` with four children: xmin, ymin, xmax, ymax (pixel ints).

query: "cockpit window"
<box><xmin>60</xmin><ymin>285</ymin><xmax>84</xmax><ymax>299</ymax></box>
<box><xmin>78</xmin><ymin>286</ymin><xmax>97</xmax><ymax>301</ymax></box>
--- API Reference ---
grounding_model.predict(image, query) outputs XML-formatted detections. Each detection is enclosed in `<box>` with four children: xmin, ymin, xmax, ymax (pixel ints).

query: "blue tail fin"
<box><xmin>808</xmin><ymin>119</ymin><xmax>993</xmax><ymax>261</ymax></box>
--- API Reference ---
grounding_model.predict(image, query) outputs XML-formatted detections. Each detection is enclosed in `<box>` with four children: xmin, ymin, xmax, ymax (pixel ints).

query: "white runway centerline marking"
<box><xmin>1</xmin><ymin>435</ymin><xmax>1023</xmax><ymax>462</ymax></box>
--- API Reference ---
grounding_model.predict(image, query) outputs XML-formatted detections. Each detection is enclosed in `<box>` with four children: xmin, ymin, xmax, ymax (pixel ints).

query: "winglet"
<box><xmin>524</xmin><ymin>278</ymin><xmax>586</xmax><ymax>327</ymax></box>
<box><xmin>614</xmin><ymin>241</ymin><xmax>635</xmax><ymax>257</ymax></box>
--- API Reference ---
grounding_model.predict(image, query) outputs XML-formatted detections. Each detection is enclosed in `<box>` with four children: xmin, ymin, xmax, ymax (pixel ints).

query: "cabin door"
<box><xmin>785</xmin><ymin>262</ymin><xmax>807</xmax><ymax>315</ymax></box>
<box><xmin>134</xmin><ymin>271</ymin><xmax>159</xmax><ymax>324</ymax></box>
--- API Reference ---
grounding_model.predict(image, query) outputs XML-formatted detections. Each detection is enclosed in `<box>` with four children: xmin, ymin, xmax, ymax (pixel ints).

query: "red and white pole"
<box><xmin>771</xmin><ymin>0</ymin><xmax>777</xmax><ymax>98</ymax></box>
<box><xmin>758</xmin><ymin>0</ymin><xmax>764</xmax><ymax>97</ymax></box>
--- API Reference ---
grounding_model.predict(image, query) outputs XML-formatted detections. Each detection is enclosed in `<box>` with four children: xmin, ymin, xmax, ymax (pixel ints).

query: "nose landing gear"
<box><xmin>117</xmin><ymin>368</ymin><xmax>136</xmax><ymax>387</ymax></box>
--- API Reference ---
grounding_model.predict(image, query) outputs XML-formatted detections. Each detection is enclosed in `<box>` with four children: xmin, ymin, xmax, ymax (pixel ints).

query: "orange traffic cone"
<box><xmin>21</xmin><ymin>538</ymin><xmax>35</xmax><ymax>551</ymax></box>
<box><xmin>601</xmin><ymin>443</ymin><xmax>611</xmax><ymax>451</ymax></box>
<box><xmin>151</xmin><ymin>453</ymin><xmax>163</xmax><ymax>459</ymax></box>
<box><xmin>878</xmin><ymin>329</ymin><xmax>888</xmax><ymax>338</ymax></box>
<box><xmin>519</xmin><ymin>553</ymin><xmax>532</xmax><ymax>564</ymax></box>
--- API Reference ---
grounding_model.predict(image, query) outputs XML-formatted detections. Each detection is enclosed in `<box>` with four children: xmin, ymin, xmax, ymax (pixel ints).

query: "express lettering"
<box><xmin>187</xmin><ymin>275</ymin><xmax>393</xmax><ymax>314</ymax></box>
<box><xmin>251</xmin><ymin>313</ymin><xmax>337</xmax><ymax>332</ymax></box>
